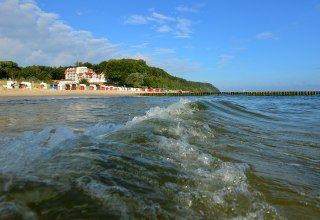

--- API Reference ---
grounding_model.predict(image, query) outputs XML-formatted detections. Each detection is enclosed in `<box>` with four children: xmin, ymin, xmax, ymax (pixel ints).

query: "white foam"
<box><xmin>143</xmin><ymin>115</ymin><xmax>275</xmax><ymax>218</ymax></box>
<box><xmin>127</xmin><ymin>99</ymin><xmax>192</xmax><ymax>126</ymax></box>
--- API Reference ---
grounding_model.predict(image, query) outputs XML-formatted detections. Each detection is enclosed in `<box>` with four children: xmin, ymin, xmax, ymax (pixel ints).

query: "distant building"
<box><xmin>64</xmin><ymin>67</ymin><xmax>106</xmax><ymax>83</ymax></box>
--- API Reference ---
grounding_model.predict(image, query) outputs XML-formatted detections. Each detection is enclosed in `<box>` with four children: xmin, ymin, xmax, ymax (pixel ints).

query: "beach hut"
<box><xmin>50</xmin><ymin>84</ymin><xmax>58</xmax><ymax>90</ymax></box>
<box><xmin>5</xmin><ymin>80</ymin><xmax>18</xmax><ymax>89</ymax></box>
<box><xmin>79</xmin><ymin>84</ymin><xmax>86</xmax><ymax>90</ymax></box>
<box><xmin>19</xmin><ymin>81</ymin><xmax>32</xmax><ymax>89</ymax></box>
<box><xmin>100</xmin><ymin>85</ymin><xmax>107</xmax><ymax>90</ymax></box>
<box><xmin>64</xmin><ymin>83</ymin><xmax>77</xmax><ymax>90</ymax></box>
<box><xmin>57</xmin><ymin>80</ymin><xmax>77</xmax><ymax>90</ymax></box>
<box><xmin>40</xmin><ymin>82</ymin><xmax>47</xmax><ymax>89</ymax></box>
<box><xmin>89</xmin><ymin>84</ymin><xmax>97</xmax><ymax>90</ymax></box>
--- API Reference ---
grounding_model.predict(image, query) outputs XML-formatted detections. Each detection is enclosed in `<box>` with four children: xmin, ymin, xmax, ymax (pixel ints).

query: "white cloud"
<box><xmin>218</xmin><ymin>54</ymin><xmax>234</xmax><ymax>67</ymax></box>
<box><xmin>0</xmin><ymin>0</ymin><xmax>121</xmax><ymax>66</ymax></box>
<box><xmin>125</xmin><ymin>9</ymin><xmax>194</xmax><ymax>39</ymax></box>
<box><xmin>256</xmin><ymin>32</ymin><xmax>279</xmax><ymax>40</ymax></box>
<box><xmin>157</xmin><ymin>25</ymin><xmax>171</xmax><ymax>33</ymax></box>
<box><xmin>124</xmin><ymin>15</ymin><xmax>148</xmax><ymax>24</ymax></box>
<box><xmin>124</xmin><ymin>12</ymin><xmax>175</xmax><ymax>25</ymax></box>
<box><xmin>151</xmin><ymin>12</ymin><xmax>175</xmax><ymax>22</ymax></box>
<box><xmin>175</xmin><ymin>18</ymin><xmax>192</xmax><ymax>38</ymax></box>
<box><xmin>176</xmin><ymin>3</ymin><xmax>205</xmax><ymax>13</ymax></box>
<box><xmin>155</xmin><ymin>48</ymin><xmax>176</xmax><ymax>54</ymax></box>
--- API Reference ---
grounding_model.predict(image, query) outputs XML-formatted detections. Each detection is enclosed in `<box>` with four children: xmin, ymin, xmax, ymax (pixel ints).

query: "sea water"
<box><xmin>0</xmin><ymin>95</ymin><xmax>319</xmax><ymax>219</ymax></box>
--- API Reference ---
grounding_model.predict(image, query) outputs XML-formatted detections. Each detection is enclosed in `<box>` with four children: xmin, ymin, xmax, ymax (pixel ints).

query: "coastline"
<box><xmin>0</xmin><ymin>88</ymin><xmax>140</xmax><ymax>97</ymax></box>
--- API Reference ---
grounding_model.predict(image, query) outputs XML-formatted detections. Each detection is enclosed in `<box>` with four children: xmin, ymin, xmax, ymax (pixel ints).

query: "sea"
<box><xmin>0</xmin><ymin>95</ymin><xmax>319</xmax><ymax>219</ymax></box>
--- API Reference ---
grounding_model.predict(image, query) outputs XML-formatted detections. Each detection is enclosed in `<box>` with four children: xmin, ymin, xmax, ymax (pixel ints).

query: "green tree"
<box><xmin>103</xmin><ymin>59</ymin><xmax>148</xmax><ymax>85</ymax></box>
<box><xmin>19</xmin><ymin>65</ymin><xmax>52</xmax><ymax>82</ymax></box>
<box><xmin>125</xmin><ymin>72</ymin><xmax>145</xmax><ymax>87</ymax></box>
<box><xmin>51</xmin><ymin>67</ymin><xmax>65</xmax><ymax>80</ymax></box>
<box><xmin>0</xmin><ymin>61</ymin><xmax>20</xmax><ymax>79</ymax></box>
<box><xmin>79</xmin><ymin>78</ymin><xmax>90</xmax><ymax>86</ymax></box>
<box><xmin>0</xmin><ymin>68</ymin><xmax>7</xmax><ymax>79</ymax></box>
<box><xmin>97</xmin><ymin>61</ymin><xmax>108</xmax><ymax>73</ymax></box>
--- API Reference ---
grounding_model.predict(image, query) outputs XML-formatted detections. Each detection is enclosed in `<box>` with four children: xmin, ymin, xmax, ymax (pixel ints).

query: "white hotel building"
<box><xmin>64</xmin><ymin>67</ymin><xmax>106</xmax><ymax>83</ymax></box>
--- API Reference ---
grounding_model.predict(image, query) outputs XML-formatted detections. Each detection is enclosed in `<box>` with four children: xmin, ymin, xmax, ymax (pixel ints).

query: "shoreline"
<box><xmin>0</xmin><ymin>88</ymin><xmax>141</xmax><ymax>97</ymax></box>
<box><xmin>2</xmin><ymin>88</ymin><xmax>318</xmax><ymax>98</ymax></box>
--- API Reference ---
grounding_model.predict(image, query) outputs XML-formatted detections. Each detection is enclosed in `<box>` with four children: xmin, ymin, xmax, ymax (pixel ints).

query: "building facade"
<box><xmin>64</xmin><ymin>67</ymin><xmax>106</xmax><ymax>83</ymax></box>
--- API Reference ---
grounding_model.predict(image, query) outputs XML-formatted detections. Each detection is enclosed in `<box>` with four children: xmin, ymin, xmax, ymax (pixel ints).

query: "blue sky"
<box><xmin>1</xmin><ymin>0</ymin><xmax>320</xmax><ymax>91</ymax></box>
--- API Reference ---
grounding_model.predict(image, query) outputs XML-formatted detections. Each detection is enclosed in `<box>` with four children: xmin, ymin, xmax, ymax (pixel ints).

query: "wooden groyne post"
<box><xmin>220</xmin><ymin>91</ymin><xmax>320</xmax><ymax>96</ymax></box>
<box><xmin>138</xmin><ymin>91</ymin><xmax>320</xmax><ymax>96</ymax></box>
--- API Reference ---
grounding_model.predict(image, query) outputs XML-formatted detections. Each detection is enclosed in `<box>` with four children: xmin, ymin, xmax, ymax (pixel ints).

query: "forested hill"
<box><xmin>100</xmin><ymin>59</ymin><xmax>219</xmax><ymax>92</ymax></box>
<box><xmin>0</xmin><ymin>59</ymin><xmax>219</xmax><ymax>92</ymax></box>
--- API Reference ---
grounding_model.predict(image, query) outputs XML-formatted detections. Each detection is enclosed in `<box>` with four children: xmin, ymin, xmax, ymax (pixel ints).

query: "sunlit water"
<box><xmin>0</xmin><ymin>95</ymin><xmax>319</xmax><ymax>219</ymax></box>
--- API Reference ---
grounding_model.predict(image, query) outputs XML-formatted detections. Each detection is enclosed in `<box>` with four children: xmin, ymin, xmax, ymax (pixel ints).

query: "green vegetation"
<box><xmin>125</xmin><ymin>72</ymin><xmax>145</xmax><ymax>88</ymax></box>
<box><xmin>0</xmin><ymin>59</ymin><xmax>219</xmax><ymax>92</ymax></box>
<box><xmin>79</xmin><ymin>78</ymin><xmax>90</xmax><ymax>86</ymax></box>
<box><xmin>101</xmin><ymin>59</ymin><xmax>219</xmax><ymax>92</ymax></box>
<box><xmin>0</xmin><ymin>61</ymin><xmax>65</xmax><ymax>84</ymax></box>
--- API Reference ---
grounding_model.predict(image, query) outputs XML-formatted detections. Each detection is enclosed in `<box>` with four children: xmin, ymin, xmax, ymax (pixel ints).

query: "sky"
<box><xmin>0</xmin><ymin>0</ymin><xmax>320</xmax><ymax>91</ymax></box>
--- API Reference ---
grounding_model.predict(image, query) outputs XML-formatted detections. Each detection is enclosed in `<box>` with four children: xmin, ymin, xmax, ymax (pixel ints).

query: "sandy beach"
<box><xmin>0</xmin><ymin>88</ymin><xmax>141</xmax><ymax>97</ymax></box>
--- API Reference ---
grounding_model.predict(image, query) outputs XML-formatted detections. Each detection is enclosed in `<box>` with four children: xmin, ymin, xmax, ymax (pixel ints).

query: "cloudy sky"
<box><xmin>0</xmin><ymin>0</ymin><xmax>320</xmax><ymax>91</ymax></box>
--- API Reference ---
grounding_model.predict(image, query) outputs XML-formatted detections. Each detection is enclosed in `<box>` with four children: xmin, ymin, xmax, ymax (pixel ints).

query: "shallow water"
<box><xmin>0</xmin><ymin>95</ymin><xmax>319</xmax><ymax>219</ymax></box>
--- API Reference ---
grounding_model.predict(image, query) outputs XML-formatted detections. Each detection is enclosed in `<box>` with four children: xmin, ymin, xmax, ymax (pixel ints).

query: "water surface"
<box><xmin>0</xmin><ymin>95</ymin><xmax>319</xmax><ymax>219</ymax></box>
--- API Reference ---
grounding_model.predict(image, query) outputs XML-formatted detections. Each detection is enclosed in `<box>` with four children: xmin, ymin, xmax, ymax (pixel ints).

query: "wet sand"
<box><xmin>0</xmin><ymin>88</ymin><xmax>141</xmax><ymax>97</ymax></box>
